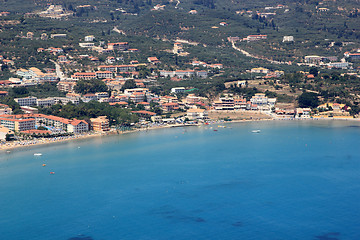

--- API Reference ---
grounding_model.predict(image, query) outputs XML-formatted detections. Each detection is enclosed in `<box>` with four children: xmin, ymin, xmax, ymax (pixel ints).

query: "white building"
<box><xmin>37</xmin><ymin>98</ymin><xmax>55</xmax><ymax>107</ymax></box>
<box><xmin>84</xmin><ymin>35</ymin><xmax>95</xmax><ymax>41</ymax></box>
<box><xmin>171</xmin><ymin>87</ymin><xmax>186</xmax><ymax>94</ymax></box>
<box><xmin>15</xmin><ymin>96</ymin><xmax>37</xmax><ymax>107</ymax></box>
<box><xmin>187</xmin><ymin>108</ymin><xmax>208</xmax><ymax>120</ymax></box>
<box><xmin>283</xmin><ymin>36</ymin><xmax>294</xmax><ymax>42</ymax></box>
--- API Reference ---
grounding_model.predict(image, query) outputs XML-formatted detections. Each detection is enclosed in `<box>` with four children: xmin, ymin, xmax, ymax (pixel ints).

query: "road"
<box><xmin>50</xmin><ymin>59</ymin><xmax>65</xmax><ymax>80</ymax></box>
<box><xmin>231</xmin><ymin>41</ymin><xmax>290</xmax><ymax>65</ymax></box>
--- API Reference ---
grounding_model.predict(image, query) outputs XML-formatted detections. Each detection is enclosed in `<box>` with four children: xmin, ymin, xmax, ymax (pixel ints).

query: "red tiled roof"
<box><xmin>131</xmin><ymin>110</ymin><xmax>156</xmax><ymax>116</ymax></box>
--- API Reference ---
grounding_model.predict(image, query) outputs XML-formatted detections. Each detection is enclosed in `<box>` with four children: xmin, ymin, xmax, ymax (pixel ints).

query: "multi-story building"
<box><xmin>72</xmin><ymin>72</ymin><xmax>97</xmax><ymax>80</ymax></box>
<box><xmin>213</xmin><ymin>95</ymin><xmax>234</xmax><ymax>110</ymax></box>
<box><xmin>57</xmin><ymin>81</ymin><xmax>76</xmax><ymax>92</ymax></box>
<box><xmin>0</xmin><ymin>117</ymin><xmax>35</xmax><ymax>131</ymax></box>
<box><xmin>67</xmin><ymin>119</ymin><xmax>89</xmax><ymax>133</ymax></box>
<box><xmin>95</xmin><ymin>71</ymin><xmax>113</xmax><ymax>79</ymax></box>
<box><xmin>37</xmin><ymin>98</ymin><xmax>55</xmax><ymax>107</ymax></box>
<box><xmin>187</xmin><ymin>108</ymin><xmax>208</xmax><ymax>120</ymax></box>
<box><xmin>15</xmin><ymin>96</ymin><xmax>37</xmax><ymax>106</ymax></box>
<box><xmin>90</xmin><ymin>116</ymin><xmax>110</xmax><ymax>131</ymax></box>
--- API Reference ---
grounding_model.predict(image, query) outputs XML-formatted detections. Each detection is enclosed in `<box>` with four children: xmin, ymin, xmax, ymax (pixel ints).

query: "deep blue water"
<box><xmin>1</xmin><ymin>121</ymin><xmax>360</xmax><ymax>240</ymax></box>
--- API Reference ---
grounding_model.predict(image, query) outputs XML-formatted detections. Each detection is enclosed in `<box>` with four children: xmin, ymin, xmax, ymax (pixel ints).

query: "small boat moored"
<box><xmin>252</xmin><ymin>130</ymin><xmax>261</xmax><ymax>133</ymax></box>
<box><xmin>34</xmin><ymin>153</ymin><xmax>42</xmax><ymax>156</ymax></box>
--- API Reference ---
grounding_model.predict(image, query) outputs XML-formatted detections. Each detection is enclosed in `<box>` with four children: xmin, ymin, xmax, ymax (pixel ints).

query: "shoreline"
<box><xmin>1</xmin><ymin>117</ymin><xmax>359</xmax><ymax>153</ymax></box>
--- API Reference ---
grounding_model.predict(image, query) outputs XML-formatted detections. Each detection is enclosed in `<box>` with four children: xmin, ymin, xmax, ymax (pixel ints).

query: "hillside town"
<box><xmin>1</xmin><ymin>1</ymin><xmax>360</xmax><ymax>145</ymax></box>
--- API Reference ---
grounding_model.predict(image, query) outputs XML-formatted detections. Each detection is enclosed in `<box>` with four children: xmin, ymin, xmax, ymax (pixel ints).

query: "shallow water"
<box><xmin>1</xmin><ymin>121</ymin><xmax>360</xmax><ymax>240</ymax></box>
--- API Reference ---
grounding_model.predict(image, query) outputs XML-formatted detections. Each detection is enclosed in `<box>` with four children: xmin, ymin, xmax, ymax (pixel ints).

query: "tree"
<box><xmin>298</xmin><ymin>92</ymin><xmax>319</xmax><ymax>108</ymax></box>
<box><xmin>309</xmin><ymin>67</ymin><xmax>319</xmax><ymax>77</ymax></box>
<box><xmin>121</xmin><ymin>79</ymin><xmax>137</xmax><ymax>91</ymax></box>
<box><xmin>74</xmin><ymin>79</ymin><xmax>108</xmax><ymax>94</ymax></box>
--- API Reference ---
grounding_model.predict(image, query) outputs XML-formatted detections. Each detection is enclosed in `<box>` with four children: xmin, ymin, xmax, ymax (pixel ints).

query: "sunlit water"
<box><xmin>1</xmin><ymin>121</ymin><xmax>360</xmax><ymax>240</ymax></box>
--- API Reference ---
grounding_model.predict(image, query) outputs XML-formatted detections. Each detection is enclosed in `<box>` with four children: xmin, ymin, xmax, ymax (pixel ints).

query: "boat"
<box><xmin>42</xmin><ymin>164</ymin><xmax>46</xmax><ymax>167</ymax></box>
<box><xmin>252</xmin><ymin>130</ymin><xmax>261</xmax><ymax>133</ymax></box>
<box><xmin>34</xmin><ymin>153</ymin><xmax>42</xmax><ymax>156</ymax></box>
<box><xmin>50</xmin><ymin>172</ymin><xmax>55</xmax><ymax>174</ymax></box>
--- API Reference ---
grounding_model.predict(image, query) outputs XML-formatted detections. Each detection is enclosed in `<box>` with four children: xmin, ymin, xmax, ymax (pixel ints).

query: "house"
<box><xmin>137</xmin><ymin>102</ymin><xmax>150</xmax><ymax>110</ymax></box>
<box><xmin>41</xmin><ymin>33</ymin><xmax>48</xmax><ymax>40</ymax></box>
<box><xmin>153</xmin><ymin>4</ymin><xmax>165</xmax><ymax>10</ymax></box>
<box><xmin>95</xmin><ymin>92</ymin><xmax>109</xmax><ymax>100</ymax></box>
<box><xmin>162</xmin><ymin>102</ymin><xmax>179</xmax><ymax>112</ymax></box>
<box><xmin>196</xmin><ymin>71</ymin><xmax>208</xmax><ymax>78</ymax></box>
<box><xmin>57</xmin><ymin>81</ymin><xmax>76</xmax><ymax>92</ymax></box>
<box><xmin>90</xmin><ymin>116</ymin><xmax>110</xmax><ymax>131</ymax></box>
<box><xmin>26</xmin><ymin>32</ymin><xmax>34</xmax><ymax>39</ymax></box>
<box><xmin>107</xmin><ymin>42</ymin><xmax>129</xmax><ymax>51</ymax></box>
<box><xmin>84</xmin><ymin>35</ymin><xmax>95</xmax><ymax>41</ymax></box>
<box><xmin>148</xmin><ymin>57</ymin><xmax>160</xmax><ymax>64</ymax></box>
<box><xmin>173</xmin><ymin>42</ymin><xmax>184</xmax><ymax>54</ymax></box>
<box><xmin>251</xmin><ymin>67</ymin><xmax>269</xmax><ymax>74</ymax></box>
<box><xmin>50</xmin><ymin>34</ymin><xmax>67</xmax><ymax>38</ymax></box>
<box><xmin>106</xmin><ymin>56</ymin><xmax>116</xmax><ymax>64</ymax></box>
<box><xmin>295</xmin><ymin>108</ymin><xmax>311</xmax><ymax>118</ymax></box>
<box><xmin>0</xmin><ymin>104</ymin><xmax>12</xmax><ymax>115</ymax></box>
<box><xmin>283</xmin><ymin>36</ymin><xmax>294</xmax><ymax>42</ymax></box>
<box><xmin>79</xmin><ymin>42</ymin><xmax>95</xmax><ymax>48</ymax></box>
<box><xmin>58</xmin><ymin>55</ymin><xmax>67</xmax><ymax>63</ymax></box>
<box><xmin>82</xmin><ymin>93</ymin><xmax>97</xmax><ymax>102</ymax></box>
<box><xmin>246</xmin><ymin>35</ymin><xmax>267</xmax><ymax>41</ymax></box>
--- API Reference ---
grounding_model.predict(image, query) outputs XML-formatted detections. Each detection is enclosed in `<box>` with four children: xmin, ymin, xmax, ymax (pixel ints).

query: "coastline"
<box><xmin>1</xmin><ymin>116</ymin><xmax>359</xmax><ymax>153</ymax></box>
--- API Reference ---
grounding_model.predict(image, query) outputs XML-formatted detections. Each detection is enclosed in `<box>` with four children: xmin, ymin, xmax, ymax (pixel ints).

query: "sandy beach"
<box><xmin>1</xmin><ymin>115</ymin><xmax>359</xmax><ymax>153</ymax></box>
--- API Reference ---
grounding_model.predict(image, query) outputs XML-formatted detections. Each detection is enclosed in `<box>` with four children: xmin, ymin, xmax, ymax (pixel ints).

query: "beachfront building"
<box><xmin>213</xmin><ymin>94</ymin><xmax>234</xmax><ymax>110</ymax></box>
<box><xmin>295</xmin><ymin>108</ymin><xmax>311</xmax><ymax>118</ymax></box>
<box><xmin>250</xmin><ymin>93</ymin><xmax>276</xmax><ymax>111</ymax></box>
<box><xmin>234</xmin><ymin>97</ymin><xmax>247</xmax><ymax>110</ymax></box>
<box><xmin>186</xmin><ymin>108</ymin><xmax>208</xmax><ymax>120</ymax></box>
<box><xmin>0</xmin><ymin>125</ymin><xmax>13</xmax><ymax>141</ymax></box>
<box><xmin>67</xmin><ymin>119</ymin><xmax>89</xmax><ymax>133</ymax></box>
<box><xmin>90</xmin><ymin>116</ymin><xmax>110</xmax><ymax>132</ymax></box>
<box><xmin>0</xmin><ymin>117</ymin><xmax>35</xmax><ymax>131</ymax></box>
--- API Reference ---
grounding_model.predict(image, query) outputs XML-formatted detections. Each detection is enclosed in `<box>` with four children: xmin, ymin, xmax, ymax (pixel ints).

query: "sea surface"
<box><xmin>1</xmin><ymin>121</ymin><xmax>360</xmax><ymax>240</ymax></box>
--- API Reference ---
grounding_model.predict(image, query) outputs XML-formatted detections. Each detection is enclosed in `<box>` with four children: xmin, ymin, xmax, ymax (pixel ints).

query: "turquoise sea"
<box><xmin>1</xmin><ymin>121</ymin><xmax>360</xmax><ymax>240</ymax></box>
